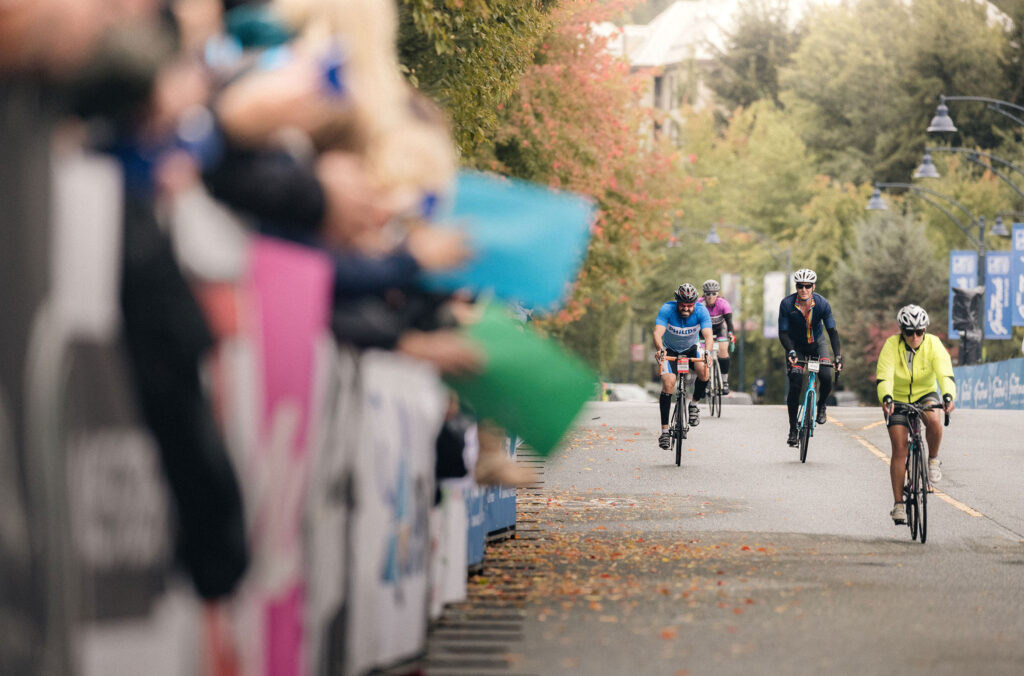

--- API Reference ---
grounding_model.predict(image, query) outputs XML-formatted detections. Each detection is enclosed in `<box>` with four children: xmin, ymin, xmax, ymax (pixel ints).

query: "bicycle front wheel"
<box><xmin>908</xmin><ymin>446</ymin><xmax>920</xmax><ymax>541</ymax></box>
<box><xmin>799</xmin><ymin>390</ymin><xmax>816</xmax><ymax>463</ymax></box>
<box><xmin>674</xmin><ymin>386</ymin><xmax>685</xmax><ymax>466</ymax></box>
<box><xmin>712</xmin><ymin>361</ymin><xmax>723</xmax><ymax>418</ymax></box>
<box><xmin>917</xmin><ymin>447</ymin><xmax>928</xmax><ymax>543</ymax></box>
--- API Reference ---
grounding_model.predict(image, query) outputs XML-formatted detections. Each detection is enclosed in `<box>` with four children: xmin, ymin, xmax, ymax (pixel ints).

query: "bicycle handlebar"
<box><xmin>885</xmin><ymin>401</ymin><xmax>950</xmax><ymax>427</ymax></box>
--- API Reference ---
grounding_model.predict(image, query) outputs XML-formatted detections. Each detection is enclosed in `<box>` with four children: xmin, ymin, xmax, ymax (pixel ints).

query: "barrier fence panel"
<box><xmin>953</xmin><ymin>358</ymin><xmax>1024</xmax><ymax>410</ymax></box>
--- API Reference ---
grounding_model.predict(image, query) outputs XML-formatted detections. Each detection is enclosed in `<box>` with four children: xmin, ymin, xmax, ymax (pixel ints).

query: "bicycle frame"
<box><xmin>794</xmin><ymin>357</ymin><xmax>830</xmax><ymax>462</ymax></box>
<box><xmin>891</xmin><ymin>401</ymin><xmax>945</xmax><ymax>543</ymax></box>
<box><xmin>664</xmin><ymin>355</ymin><xmax>701</xmax><ymax>466</ymax></box>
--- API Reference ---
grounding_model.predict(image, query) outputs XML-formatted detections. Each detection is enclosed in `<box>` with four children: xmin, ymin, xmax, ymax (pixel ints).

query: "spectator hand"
<box><xmin>405</xmin><ymin>226</ymin><xmax>471</xmax><ymax>272</ymax></box>
<box><xmin>396</xmin><ymin>329</ymin><xmax>485</xmax><ymax>376</ymax></box>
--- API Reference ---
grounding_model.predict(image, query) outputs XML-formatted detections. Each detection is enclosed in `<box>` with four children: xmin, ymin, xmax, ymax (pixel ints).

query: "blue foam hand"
<box><xmin>422</xmin><ymin>171</ymin><xmax>595</xmax><ymax>311</ymax></box>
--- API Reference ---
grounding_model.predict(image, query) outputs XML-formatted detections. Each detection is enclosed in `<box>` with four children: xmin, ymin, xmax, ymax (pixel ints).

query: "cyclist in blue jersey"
<box><xmin>777</xmin><ymin>268</ymin><xmax>843</xmax><ymax>446</ymax></box>
<box><xmin>653</xmin><ymin>283</ymin><xmax>715</xmax><ymax>449</ymax></box>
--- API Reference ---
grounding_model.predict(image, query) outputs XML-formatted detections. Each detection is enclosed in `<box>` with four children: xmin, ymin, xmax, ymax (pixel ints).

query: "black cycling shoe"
<box><xmin>787</xmin><ymin>429</ymin><xmax>799</xmax><ymax>447</ymax></box>
<box><xmin>722</xmin><ymin>382</ymin><xmax>730</xmax><ymax>395</ymax></box>
<box><xmin>658</xmin><ymin>431</ymin><xmax>671</xmax><ymax>449</ymax></box>
<box><xmin>816</xmin><ymin>407</ymin><xmax>827</xmax><ymax>425</ymax></box>
<box><xmin>688</xmin><ymin>402</ymin><xmax>700</xmax><ymax>426</ymax></box>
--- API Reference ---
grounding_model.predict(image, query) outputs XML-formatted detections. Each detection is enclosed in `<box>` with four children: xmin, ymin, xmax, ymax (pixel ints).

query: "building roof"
<box><xmin>627</xmin><ymin>0</ymin><xmax>737</xmax><ymax>67</ymax></box>
<box><xmin>621</xmin><ymin>0</ymin><xmax>1011</xmax><ymax>69</ymax></box>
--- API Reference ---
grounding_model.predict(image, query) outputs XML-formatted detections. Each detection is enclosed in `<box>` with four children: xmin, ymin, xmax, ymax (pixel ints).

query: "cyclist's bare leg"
<box><xmin>693</xmin><ymin>361</ymin><xmax>709</xmax><ymax>382</ymax></box>
<box><xmin>923</xmin><ymin>408</ymin><xmax>943</xmax><ymax>460</ymax></box>
<box><xmin>660</xmin><ymin>372</ymin><xmax>676</xmax><ymax>395</ymax></box>
<box><xmin>888</xmin><ymin>424</ymin><xmax>910</xmax><ymax>504</ymax></box>
<box><xmin>716</xmin><ymin>341</ymin><xmax>729</xmax><ymax>360</ymax></box>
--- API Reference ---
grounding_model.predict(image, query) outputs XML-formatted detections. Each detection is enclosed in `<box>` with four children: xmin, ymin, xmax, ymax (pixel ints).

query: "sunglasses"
<box><xmin>903</xmin><ymin>329</ymin><xmax>925</xmax><ymax>337</ymax></box>
<box><xmin>796</xmin><ymin>283</ymin><xmax>813</xmax><ymax>290</ymax></box>
<box><xmin>677</xmin><ymin>302</ymin><xmax>695</xmax><ymax>309</ymax></box>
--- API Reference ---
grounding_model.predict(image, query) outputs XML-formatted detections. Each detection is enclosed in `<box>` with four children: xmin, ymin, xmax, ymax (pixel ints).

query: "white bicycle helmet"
<box><xmin>896</xmin><ymin>304</ymin><xmax>930</xmax><ymax>331</ymax></box>
<box><xmin>793</xmin><ymin>268</ymin><xmax>817</xmax><ymax>284</ymax></box>
<box><xmin>702</xmin><ymin>279</ymin><xmax>720</xmax><ymax>294</ymax></box>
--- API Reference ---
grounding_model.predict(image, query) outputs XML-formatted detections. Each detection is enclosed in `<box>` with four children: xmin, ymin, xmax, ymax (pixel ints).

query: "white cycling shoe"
<box><xmin>890</xmin><ymin>503</ymin><xmax>907</xmax><ymax>525</ymax></box>
<box><xmin>929</xmin><ymin>458</ymin><xmax>942</xmax><ymax>483</ymax></box>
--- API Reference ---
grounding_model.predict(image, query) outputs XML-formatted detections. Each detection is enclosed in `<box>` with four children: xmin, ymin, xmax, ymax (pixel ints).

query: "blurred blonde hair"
<box><xmin>275</xmin><ymin>0</ymin><xmax>456</xmax><ymax>213</ymax></box>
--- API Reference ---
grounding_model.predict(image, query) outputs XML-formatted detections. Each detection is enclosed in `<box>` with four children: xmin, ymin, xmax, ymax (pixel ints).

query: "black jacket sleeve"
<box><xmin>202</xmin><ymin>141</ymin><xmax>325</xmax><ymax>235</ymax></box>
<box><xmin>827</xmin><ymin>326</ymin><xmax>841</xmax><ymax>358</ymax></box>
<box><xmin>779</xmin><ymin>332</ymin><xmax>794</xmax><ymax>353</ymax></box>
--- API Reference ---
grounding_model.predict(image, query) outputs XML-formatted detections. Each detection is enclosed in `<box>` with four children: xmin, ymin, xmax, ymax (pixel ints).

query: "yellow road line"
<box><xmin>850</xmin><ymin>432</ymin><xmax>984</xmax><ymax>518</ymax></box>
<box><xmin>860</xmin><ymin>420</ymin><xmax>885</xmax><ymax>431</ymax></box>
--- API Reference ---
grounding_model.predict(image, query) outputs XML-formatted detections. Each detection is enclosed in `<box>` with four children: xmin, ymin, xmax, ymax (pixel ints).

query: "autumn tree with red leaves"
<box><xmin>486</xmin><ymin>0</ymin><xmax>697</xmax><ymax>372</ymax></box>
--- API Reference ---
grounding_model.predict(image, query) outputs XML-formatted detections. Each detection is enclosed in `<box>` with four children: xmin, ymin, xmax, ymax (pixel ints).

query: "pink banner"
<box><xmin>249</xmin><ymin>238</ymin><xmax>332</xmax><ymax>676</ymax></box>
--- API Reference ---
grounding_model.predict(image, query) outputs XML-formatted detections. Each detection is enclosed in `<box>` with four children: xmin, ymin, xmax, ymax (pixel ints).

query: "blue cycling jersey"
<box><xmin>655</xmin><ymin>301</ymin><xmax>711</xmax><ymax>353</ymax></box>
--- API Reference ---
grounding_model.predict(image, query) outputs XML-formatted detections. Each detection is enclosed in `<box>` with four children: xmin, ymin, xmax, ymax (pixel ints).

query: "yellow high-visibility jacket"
<box><xmin>876</xmin><ymin>333</ymin><xmax>956</xmax><ymax>403</ymax></box>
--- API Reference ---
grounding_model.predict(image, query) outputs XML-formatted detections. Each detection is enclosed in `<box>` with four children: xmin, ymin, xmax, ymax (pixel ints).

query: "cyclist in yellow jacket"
<box><xmin>876</xmin><ymin>305</ymin><xmax>955</xmax><ymax>524</ymax></box>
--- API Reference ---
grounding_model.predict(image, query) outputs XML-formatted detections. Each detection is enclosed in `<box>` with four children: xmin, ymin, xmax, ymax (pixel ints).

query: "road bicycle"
<box><xmin>705</xmin><ymin>337</ymin><xmax>730</xmax><ymax>418</ymax></box>
<box><xmin>888</xmin><ymin>400</ymin><xmax>948</xmax><ymax>543</ymax></box>
<box><xmin>664</xmin><ymin>354</ymin><xmax>703</xmax><ymax>467</ymax></box>
<box><xmin>792</xmin><ymin>356</ymin><xmax>832</xmax><ymax>463</ymax></box>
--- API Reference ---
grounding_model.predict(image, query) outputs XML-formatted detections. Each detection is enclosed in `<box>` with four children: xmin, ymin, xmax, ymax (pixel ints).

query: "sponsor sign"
<box><xmin>985</xmin><ymin>252</ymin><xmax>1012</xmax><ymax>339</ymax></box>
<box><xmin>953</xmin><ymin>357</ymin><xmax>1024</xmax><ymax>409</ymax></box>
<box><xmin>949</xmin><ymin>250</ymin><xmax>978</xmax><ymax>340</ymax></box>
<box><xmin>1013</xmin><ymin>224</ymin><xmax>1024</xmax><ymax>327</ymax></box>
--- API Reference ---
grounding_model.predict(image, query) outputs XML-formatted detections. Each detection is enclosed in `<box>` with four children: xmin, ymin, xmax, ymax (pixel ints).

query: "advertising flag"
<box><xmin>1013</xmin><ymin>224</ymin><xmax>1024</xmax><ymax>327</ymax></box>
<box><xmin>949</xmin><ymin>250</ymin><xmax>978</xmax><ymax>339</ymax></box>
<box><xmin>986</xmin><ymin>252</ymin><xmax>1012</xmax><ymax>340</ymax></box>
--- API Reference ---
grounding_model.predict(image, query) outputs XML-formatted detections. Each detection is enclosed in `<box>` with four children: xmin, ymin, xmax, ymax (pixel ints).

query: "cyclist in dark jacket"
<box><xmin>777</xmin><ymin>268</ymin><xmax>843</xmax><ymax>446</ymax></box>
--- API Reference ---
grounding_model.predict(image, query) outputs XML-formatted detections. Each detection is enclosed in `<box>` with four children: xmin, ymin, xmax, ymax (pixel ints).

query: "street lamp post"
<box><xmin>705</xmin><ymin>222</ymin><xmax>793</xmax><ymax>393</ymax></box>
<box><xmin>927</xmin><ymin>95</ymin><xmax>1024</xmax><ymax>132</ymax></box>
<box><xmin>915</xmin><ymin>147</ymin><xmax>1024</xmax><ymax>202</ymax></box>
<box><xmin>867</xmin><ymin>183</ymin><xmax>990</xmax><ymax>363</ymax></box>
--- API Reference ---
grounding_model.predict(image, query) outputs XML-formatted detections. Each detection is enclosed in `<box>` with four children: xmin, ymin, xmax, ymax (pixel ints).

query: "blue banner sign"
<box><xmin>949</xmin><ymin>250</ymin><xmax>977</xmax><ymax>340</ymax></box>
<box><xmin>1013</xmin><ymin>224</ymin><xmax>1024</xmax><ymax>327</ymax></box>
<box><xmin>985</xmin><ymin>252</ymin><xmax>1012</xmax><ymax>340</ymax></box>
<box><xmin>954</xmin><ymin>358</ymin><xmax>1024</xmax><ymax>409</ymax></box>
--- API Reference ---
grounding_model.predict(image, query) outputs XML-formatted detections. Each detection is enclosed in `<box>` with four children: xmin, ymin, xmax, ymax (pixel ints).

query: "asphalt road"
<box><xmin>512</xmin><ymin>402</ymin><xmax>1024</xmax><ymax>676</ymax></box>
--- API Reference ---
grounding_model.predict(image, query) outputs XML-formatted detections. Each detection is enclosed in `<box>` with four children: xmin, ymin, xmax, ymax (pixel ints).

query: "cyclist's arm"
<box><xmin>722</xmin><ymin>311</ymin><xmax>735</xmax><ymax>334</ymax></box>
<box><xmin>930</xmin><ymin>336</ymin><xmax>956</xmax><ymax>400</ymax></box>
<box><xmin>876</xmin><ymin>337</ymin><xmax>896</xmax><ymax>403</ymax></box>
<box><xmin>826</xmin><ymin>326</ymin><xmax>841</xmax><ymax>359</ymax></box>
<box><xmin>653</xmin><ymin>325</ymin><xmax>667</xmax><ymax>354</ymax></box>
<box><xmin>778</xmin><ymin>300</ymin><xmax>793</xmax><ymax>353</ymax></box>
<box><xmin>701</xmin><ymin>327</ymin><xmax>714</xmax><ymax>355</ymax></box>
<box><xmin>698</xmin><ymin>307</ymin><xmax>714</xmax><ymax>354</ymax></box>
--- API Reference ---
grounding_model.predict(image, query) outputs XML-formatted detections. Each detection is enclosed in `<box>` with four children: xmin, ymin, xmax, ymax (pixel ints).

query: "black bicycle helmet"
<box><xmin>674</xmin><ymin>283</ymin><xmax>699</xmax><ymax>303</ymax></box>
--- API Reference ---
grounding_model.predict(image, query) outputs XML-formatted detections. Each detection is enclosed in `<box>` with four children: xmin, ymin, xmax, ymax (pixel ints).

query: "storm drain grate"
<box><xmin>422</xmin><ymin>446</ymin><xmax>547</xmax><ymax>675</ymax></box>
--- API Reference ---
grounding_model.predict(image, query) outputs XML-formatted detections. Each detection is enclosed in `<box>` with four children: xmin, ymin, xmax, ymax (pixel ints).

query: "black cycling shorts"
<box><xmin>886</xmin><ymin>392</ymin><xmax>942</xmax><ymax>429</ymax></box>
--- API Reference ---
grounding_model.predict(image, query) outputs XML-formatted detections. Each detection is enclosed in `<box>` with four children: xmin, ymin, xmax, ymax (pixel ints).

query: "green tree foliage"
<box><xmin>778</xmin><ymin>0</ymin><xmax>1012</xmax><ymax>184</ymax></box>
<box><xmin>707</xmin><ymin>0</ymin><xmax>803</xmax><ymax>110</ymax></box>
<box><xmin>396</xmin><ymin>0</ymin><xmax>558</xmax><ymax>161</ymax></box>
<box><xmin>833</xmin><ymin>212</ymin><xmax>947</xmax><ymax>402</ymax></box>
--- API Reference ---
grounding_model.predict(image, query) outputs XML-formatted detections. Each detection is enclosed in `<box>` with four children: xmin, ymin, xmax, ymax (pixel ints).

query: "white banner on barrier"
<box><xmin>345</xmin><ymin>350</ymin><xmax>446</xmax><ymax>675</ymax></box>
<box><xmin>763</xmin><ymin>272</ymin><xmax>787</xmax><ymax>339</ymax></box>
